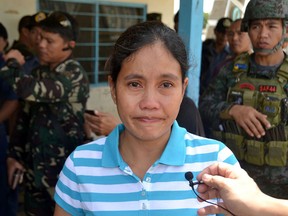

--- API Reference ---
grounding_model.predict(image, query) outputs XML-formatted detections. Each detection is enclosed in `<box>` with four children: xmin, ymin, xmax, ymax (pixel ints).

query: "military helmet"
<box><xmin>241</xmin><ymin>0</ymin><xmax>288</xmax><ymax>32</ymax></box>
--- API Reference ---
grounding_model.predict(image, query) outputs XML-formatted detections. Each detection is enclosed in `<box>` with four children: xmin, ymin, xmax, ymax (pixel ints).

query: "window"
<box><xmin>39</xmin><ymin>0</ymin><xmax>146</xmax><ymax>85</ymax></box>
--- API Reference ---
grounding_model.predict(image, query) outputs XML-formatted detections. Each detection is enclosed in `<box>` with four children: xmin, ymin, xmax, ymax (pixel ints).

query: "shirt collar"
<box><xmin>248</xmin><ymin>54</ymin><xmax>282</xmax><ymax>79</ymax></box>
<box><xmin>102</xmin><ymin>121</ymin><xmax>187</xmax><ymax>168</ymax></box>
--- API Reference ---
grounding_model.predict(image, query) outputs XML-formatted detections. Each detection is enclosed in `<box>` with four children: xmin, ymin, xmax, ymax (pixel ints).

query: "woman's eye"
<box><xmin>128</xmin><ymin>82</ymin><xmax>140</xmax><ymax>88</ymax></box>
<box><xmin>162</xmin><ymin>82</ymin><xmax>173</xmax><ymax>88</ymax></box>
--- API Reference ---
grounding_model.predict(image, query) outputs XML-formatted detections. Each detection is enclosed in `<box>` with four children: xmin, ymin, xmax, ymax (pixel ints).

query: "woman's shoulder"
<box><xmin>74</xmin><ymin>137</ymin><xmax>107</xmax><ymax>153</ymax></box>
<box><xmin>184</xmin><ymin>133</ymin><xmax>223</xmax><ymax>145</ymax></box>
<box><xmin>184</xmin><ymin>133</ymin><xmax>238</xmax><ymax>164</ymax></box>
<box><xmin>184</xmin><ymin>133</ymin><xmax>233</xmax><ymax>153</ymax></box>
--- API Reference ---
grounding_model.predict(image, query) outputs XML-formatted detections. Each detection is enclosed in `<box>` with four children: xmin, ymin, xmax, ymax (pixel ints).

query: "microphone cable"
<box><xmin>185</xmin><ymin>171</ymin><xmax>236</xmax><ymax>216</ymax></box>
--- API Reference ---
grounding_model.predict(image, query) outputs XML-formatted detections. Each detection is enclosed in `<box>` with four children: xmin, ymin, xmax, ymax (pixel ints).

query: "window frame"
<box><xmin>38</xmin><ymin>0</ymin><xmax>147</xmax><ymax>86</ymax></box>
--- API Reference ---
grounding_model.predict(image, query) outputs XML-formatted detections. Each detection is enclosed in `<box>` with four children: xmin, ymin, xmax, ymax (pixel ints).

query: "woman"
<box><xmin>54</xmin><ymin>21</ymin><xmax>238</xmax><ymax>216</ymax></box>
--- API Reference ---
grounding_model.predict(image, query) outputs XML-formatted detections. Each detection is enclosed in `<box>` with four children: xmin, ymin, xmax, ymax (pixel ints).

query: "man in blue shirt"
<box><xmin>0</xmin><ymin>21</ymin><xmax>19</xmax><ymax>216</ymax></box>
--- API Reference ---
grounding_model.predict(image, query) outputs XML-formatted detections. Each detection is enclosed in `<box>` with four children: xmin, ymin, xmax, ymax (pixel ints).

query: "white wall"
<box><xmin>0</xmin><ymin>0</ymin><xmax>36</xmax><ymax>46</ymax></box>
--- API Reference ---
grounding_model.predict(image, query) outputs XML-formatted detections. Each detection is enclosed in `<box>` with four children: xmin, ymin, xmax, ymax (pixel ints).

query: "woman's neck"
<box><xmin>119</xmin><ymin>131</ymin><xmax>168</xmax><ymax>180</ymax></box>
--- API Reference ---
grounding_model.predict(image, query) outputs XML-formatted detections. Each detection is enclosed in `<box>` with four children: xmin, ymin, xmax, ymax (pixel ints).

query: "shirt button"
<box><xmin>141</xmin><ymin>190</ymin><xmax>146</xmax><ymax>196</ymax></box>
<box><xmin>145</xmin><ymin>177</ymin><xmax>151</xmax><ymax>182</ymax></box>
<box><xmin>142</xmin><ymin>203</ymin><xmax>147</xmax><ymax>210</ymax></box>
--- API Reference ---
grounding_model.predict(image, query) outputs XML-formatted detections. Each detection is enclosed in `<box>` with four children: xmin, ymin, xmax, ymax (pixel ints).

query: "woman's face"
<box><xmin>110</xmin><ymin>42</ymin><xmax>188</xmax><ymax>142</ymax></box>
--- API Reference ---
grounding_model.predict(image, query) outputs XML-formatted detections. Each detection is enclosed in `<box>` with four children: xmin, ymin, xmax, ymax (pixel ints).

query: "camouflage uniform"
<box><xmin>10</xmin><ymin>40</ymin><xmax>39</xmax><ymax>74</ymax></box>
<box><xmin>199</xmin><ymin>53</ymin><xmax>288</xmax><ymax>198</ymax></box>
<box><xmin>200</xmin><ymin>0</ymin><xmax>288</xmax><ymax>199</ymax></box>
<box><xmin>1</xmin><ymin>58</ymin><xmax>90</xmax><ymax>215</ymax></box>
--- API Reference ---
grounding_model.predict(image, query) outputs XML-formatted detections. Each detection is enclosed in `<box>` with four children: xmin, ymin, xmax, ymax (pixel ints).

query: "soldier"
<box><xmin>199</xmin><ymin>0</ymin><xmax>288</xmax><ymax>199</ymax></box>
<box><xmin>0</xmin><ymin>22</ymin><xmax>19</xmax><ymax>216</ymax></box>
<box><xmin>200</xmin><ymin>17</ymin><xmax>232</xmax><ymax>96</ymax></box>
<box><xmin>1</xmin><ymin>11</ymin><xmax>90</xmax><ymax>215</ymax></box>
<box><xmin>209</xmin><ymin>18</ymin><xmax>252</xmax><ymax>82</ymax></box>
<box><xmin>9</xmin><ymin>14</ymin><xmax>45</xmax><ymax>74</ymax></box>
<box><xmin>28</xmin><ymin>11</ymin><xmax>47</xmax><ymax>57</ymax></box>
<box><xmin>226</xmin><ymin>19</ymin><xmax>252</xmax><ymax>57</ymax></box>
<box><xmin>201</xmin><ymin>18</ymin><xmax>252</xmax><ymax>137</ymax></box>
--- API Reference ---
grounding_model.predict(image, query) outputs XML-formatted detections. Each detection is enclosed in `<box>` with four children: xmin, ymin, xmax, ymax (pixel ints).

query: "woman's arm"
<box><xmin>54</xmin><ymin>204</ymin><xmax>71</xmax><ymax>216</ymax></box>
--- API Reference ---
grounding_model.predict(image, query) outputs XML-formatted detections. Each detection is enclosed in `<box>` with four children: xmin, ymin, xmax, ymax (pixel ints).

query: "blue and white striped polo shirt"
<box><xmin>54</xmin><ymin>121</ymin><xmax>239</xmax><ymax>216</ymax></box>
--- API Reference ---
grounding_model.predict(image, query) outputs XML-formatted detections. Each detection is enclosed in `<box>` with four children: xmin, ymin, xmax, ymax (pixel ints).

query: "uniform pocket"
<box><xmin>225</xmin><ymin>133</ymin><xmax>245</xmax><ymax>160</ymax></box>
<box><xmin>212</xmin><ymin>130</ymin><xmax>224</xmax><ymax>142</ymax></box>
<box><xmin>259</xmin><ymin>96</ymin><xmax>281</xmax><ymax>125</ymax></box>
<box><xmin>265</xmin><ymin>141</ymin><xmax>288</xmax><ymax>166</ymax></box>
<box><xmin>244</xmin><ymin>140</ymin><xmax>265</xmax><ymax>166</ymax></box>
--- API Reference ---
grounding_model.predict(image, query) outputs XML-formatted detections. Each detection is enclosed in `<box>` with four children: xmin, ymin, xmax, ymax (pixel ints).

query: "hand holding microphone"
<box><xmin>195</xmin><ymin>162</ymin><xmax>260</xmax><ymax>216</ymax></box>
<box><xmin>185</xmin><ymin>169</ymin><xmax>236</xmax><ymax>216</ymax></box>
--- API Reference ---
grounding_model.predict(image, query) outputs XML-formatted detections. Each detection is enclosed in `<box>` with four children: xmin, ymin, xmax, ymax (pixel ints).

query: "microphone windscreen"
<box><xmin>185</xmin><ymin>171</ymin><xmax>194</xmax><ymax>181</ymax></box>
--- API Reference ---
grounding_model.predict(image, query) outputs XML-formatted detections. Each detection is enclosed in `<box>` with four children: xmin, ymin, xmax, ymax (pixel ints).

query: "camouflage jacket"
<box><xmin>10</xmin><ymin>40</ymin><xmax>39</xmax><ymax>74</ymax></box>
<box><xmin>199</xmin><ymin>56</ymin><xmax>236</xmax><ymax>135</ymax></box>
<box><xmin>199</xmin><ymin>53</ymin><xmax>288</xmax><ymax>133</ymax></box>
<box><xmin>199</xmin><ymin>53</ymin><xmax>288</xmax><ymax>199</ymax></box>
<box><xmin>1</xmin><ymin>58</ymin><xmax>90</xmax><ymax>188</ymax></box>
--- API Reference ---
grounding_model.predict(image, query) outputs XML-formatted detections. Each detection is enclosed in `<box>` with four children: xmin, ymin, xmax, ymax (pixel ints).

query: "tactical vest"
<box><xmin>215</xmin><ymin>53</ymin><xmax>288</xmax><ymax>167</ymax></box>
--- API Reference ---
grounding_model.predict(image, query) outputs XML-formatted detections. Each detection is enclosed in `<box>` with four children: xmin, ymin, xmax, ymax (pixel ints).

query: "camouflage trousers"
<box><xmin>240</xmin><ymin>160</ymin><xmax>288</xmax><ymax>199</ymax></box>
<box><xmin>22</xmin><ymin>170</ymin><xmax>55</xmax><ymax>216</ymax></box>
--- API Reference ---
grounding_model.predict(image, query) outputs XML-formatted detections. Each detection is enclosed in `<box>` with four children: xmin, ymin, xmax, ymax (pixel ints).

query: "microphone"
<box><xmin>185</xmin><ymin>171</ymin><xmax>203</xmax><ymax>187</ymax></box>
<box><xmin>185</xmin><ymin>171</ymin><xmax>235</xmax><ymax>216</ymax></box>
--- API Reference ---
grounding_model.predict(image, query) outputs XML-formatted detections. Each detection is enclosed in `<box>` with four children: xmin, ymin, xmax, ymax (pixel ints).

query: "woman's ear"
<box><xmin>108</xmin><ymin>75</ymin><xmax>116</xmax><ymax>104</ymax></box>
<box><xmin>182</xmin><ymin>77</ymin><xmax>188</xmax><ymax>96</ymax></box>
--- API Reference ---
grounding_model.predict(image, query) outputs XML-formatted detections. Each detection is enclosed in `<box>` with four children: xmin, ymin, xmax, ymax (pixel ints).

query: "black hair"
<box><xmin>0</xmin><ymin>23</ymin><xmax>9</xmax><ymax>50</ymax></box>
<box><xmin>18</xmin><ymin>15</ymin><xmax>32</xmax><ymax>32</ymax></box>
<box><xmin>0</xmin><ymin>22</ymin><xmax>8</xmax><ymax>39</ymax></box>
<box><xmin>108</xmin><ymin>21</ymin><xmax>188</xmax><ymax>84</ymax></box>
<box><xmin>39</xmin><ymin>11</ymin><xmax>79</xmax><ymax>41</ymax></box>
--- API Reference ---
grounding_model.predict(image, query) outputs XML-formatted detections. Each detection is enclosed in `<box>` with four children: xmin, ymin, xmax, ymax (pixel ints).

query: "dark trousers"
<box><xmin>0</xmin><ymin>130</ymin><xmax>18</xmax><ymax>216</ymax></box>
